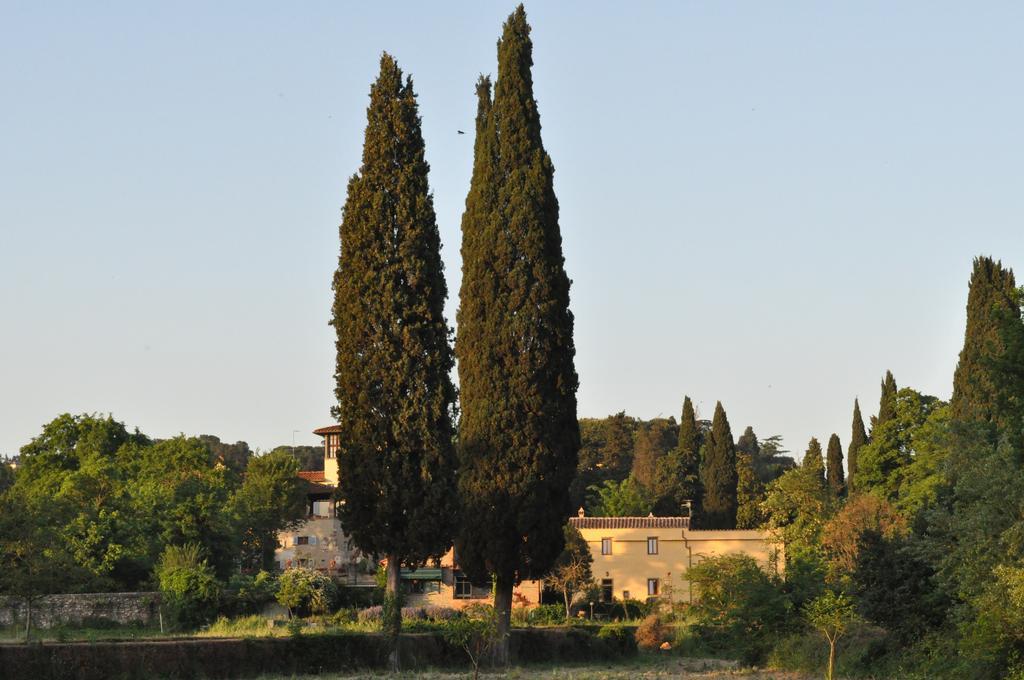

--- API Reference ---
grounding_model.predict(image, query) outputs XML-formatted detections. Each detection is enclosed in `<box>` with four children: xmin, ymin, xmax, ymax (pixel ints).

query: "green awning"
<box><xmin>400</xmin><ymin>568</ymin><xmax>443</xmax><ymax>581</ymax></box>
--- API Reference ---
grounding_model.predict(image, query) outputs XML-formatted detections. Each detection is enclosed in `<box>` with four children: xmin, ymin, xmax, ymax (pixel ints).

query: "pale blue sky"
<box><xmin>2</xmin><ymin>2</ymin><xmax>1022</xmax><ymax>460</ymax></box>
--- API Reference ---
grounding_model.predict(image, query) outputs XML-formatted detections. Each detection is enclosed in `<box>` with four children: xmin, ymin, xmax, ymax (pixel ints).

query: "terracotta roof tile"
<box><xmin>297</xmin><ymin>470</ymin><xmax>326</xmax><ymax>482</ymax></box>
<box><xmin>569</xmin><ymin>516</ymin><xmax>691</xmax><ymax>530</ymax></box>
<box><xmin>313</xmin><ymin>425</ymin><xmax>342</xmax><ymax>435</ymax></box>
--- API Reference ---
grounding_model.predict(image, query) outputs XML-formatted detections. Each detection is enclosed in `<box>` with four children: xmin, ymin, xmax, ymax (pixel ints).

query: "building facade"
<box><xmin>570</xmin><ymin>509</ymin><xmax>781</xmax><ymax>604</ymax></box>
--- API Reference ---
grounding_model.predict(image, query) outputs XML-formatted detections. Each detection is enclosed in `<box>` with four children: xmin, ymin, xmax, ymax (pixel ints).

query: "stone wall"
<box><xmin>0</xmin><ymin>592</ymin><xmax>161</xmax><ymax>629</ymax></box>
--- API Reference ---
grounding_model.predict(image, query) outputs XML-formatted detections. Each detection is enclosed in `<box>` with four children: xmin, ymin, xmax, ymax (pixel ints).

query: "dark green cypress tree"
<box><xmin>632</xmin><ymin>417</ymin><xmax>676</xmax><ymax>493</ymax></box>
<box><xmin>331</xmin><ymin>54</ymin><xmax>458</xmax><ymax>662</ymax></box>
<box><xmin>826</xmin><ymin>433</ymin><xmax>845</xmax><ymax>498</ymax></box>
<box><xmin>875</xmin><ymin>371</ymin><xmax>898</xmax><ymax>431</ymax></box>
<box><xmin>455</xmin><ymin>6</ymin><xmax>580</xmax><ymax>661</ymax></box>
<box><xmin>950</xmin><ymin>256</ymin><xmax>1019</xmax><ymax>424</ymax></box>
<box><xmin>803</xmin><ymin>437</ymin><xmax>826</xmax><ymax>487</ymax></box>
<box><xmin>677</xmin><ymin>396</ymin><xmax>702</xmax><ymax>474</ymax></box>
<box><xmin>848</xmin><ymin>399</ymin><xmax>867</xmax><ymax>492</ymax></box>
<box><xmin>735</xmin><ymin>426</ymin><xmax>766</xmax><ymax>529</ymax></box>
<box><xmin>651</xmin><ymin>398</ymin><xmax>701</xmax><ymax>516</ymax></box>
<box><xmin>699</xmin><ymin>402</ymin><xmax>738</xmax><ymax>529</ymax></box>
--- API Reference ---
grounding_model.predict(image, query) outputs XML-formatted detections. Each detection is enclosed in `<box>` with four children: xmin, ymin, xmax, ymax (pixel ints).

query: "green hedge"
<box><xmin>0</xmin><ymin>626</ymin><xmax>636</xmax><ymax>680</ymax></box>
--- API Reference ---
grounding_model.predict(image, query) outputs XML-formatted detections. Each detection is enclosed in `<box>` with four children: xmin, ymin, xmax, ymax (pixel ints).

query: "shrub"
<box><xmin>686</xmin><ymin>553</ymin><xmax>792</xmax><ymax>663</ymax></box>
<box><xmin>358</xmin><ymin>605</ymin><xmax>383</xmax><ymax>624</ymax></box>
<box><xmin>423</xmin><ymin>606</ymin><xmax>458</xmax><ymax>621</ymax></box>
<box><xmin>336</xmin><ymin>586</ymin><xmax>383</xmax><ymax>609</ymax></box>
<box><xmin>276</xmin><ymin>567</ymin><xmax>338</xmax><ymax>618</ymax></box>
<box><xmin>157</xmin><ymin>543</ymin><xmax>221</xmax><ymax>630</ymax></box>
<box><xmin>441</xmin><ymin>604</ymin><xmax>498</xmax><ymax>680</ymax></box>
<box><xmin>528</xmin><ymin>603</ymin><xmax>566</xmax><ymax>626</ymax></box>
<box><xmin>222</xmin><ymin>571</ymin><xmax>278</xmax><ymax>617</ymax></box>
<box><xmin>401</xmin><ymin>606</ymin><xmax>426</xmax><ymax>620</ymax></box>
<box><xmin>597</xmin><ymin>624</ymin><xmax>638</xmax><ymax>656</ymax></box>
<box><xmin>635</xmin><ymin>614</ymin><xmax>672</xmax><ymax>650</ymax></box>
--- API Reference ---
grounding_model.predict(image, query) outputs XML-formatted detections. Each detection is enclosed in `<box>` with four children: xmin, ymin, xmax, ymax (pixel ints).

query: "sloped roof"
<box><xmin>569</xmin><ymin>516</ymin><xmax>690</xmax><ymax>530</ymax></box>
<box><xmin>297</xmin><ymin>470</ymin><xmax>326</xmax><ymax>482</ymax></box>
<box><xmin>313</xmin><ymin>424</ymin><xmax>342</xmax><ymax>435</ymax></box>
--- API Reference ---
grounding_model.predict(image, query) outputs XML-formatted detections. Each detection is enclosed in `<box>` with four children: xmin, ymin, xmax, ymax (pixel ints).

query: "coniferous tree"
<box><xmin>331</xmin><ymin>54</ymin><xmax>458</xmax><ymax>663</ymax></box>
<box><xmin>632</xmin><ymin>418</ymin><xmax>676</xmax><ymax>493</ymax></box>
<box><xmin>848</xmin><ymin>399</ymin><xmax>867</xmax><ymax>492</ymax></box>
<box><xmin>455</xmin><ymin>6</ymin><xmax>580</xmax><ymax>662</ymax></box>
<box><xmin>699</xmin><ymin>402</ymin><xmax>738</xmax><ymax>529</ymax></box>
<box><xmin>875</xmin><ymin>371</ymin><xmax>898</xmax><ymax>432</ymax></box>
<box><xmin>826</xmin><ymin>433</ymin><xmax>845</xmax><ymax>498</ymax></box>
<box><xmin>950</xmin><ymin>256</ymin><xmax>1019</xmax><ymax>425</ymax></box>
<box><xmin>652</xmin><ymin>398</ymin><xmax>701</xmax><ymax>516</ymax></box>
<box><xmin>735</xmin><ymin>426</ymin><xmax>766</xmax><ymax>529</ymax></box>
<box><xmin>803</xmin><ymin>437</ymin><xmax>826</xmax><ymax>487</ymax></box>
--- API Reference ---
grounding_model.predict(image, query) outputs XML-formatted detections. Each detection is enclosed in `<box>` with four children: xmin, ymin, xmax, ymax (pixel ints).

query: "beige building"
<box><xmin>570</xmin><ymin>509</ymin><xmax>780</xmax><ymax>604</ymax></box>
<box><xmin>399</xmin><ymin>548</ymin><xmax>543</xmax><ymax>610</ymax></box>
<box><xmin>275</xmin><ymin>426</ymin><xmax>375</xmax><ymax>585</ymax></box>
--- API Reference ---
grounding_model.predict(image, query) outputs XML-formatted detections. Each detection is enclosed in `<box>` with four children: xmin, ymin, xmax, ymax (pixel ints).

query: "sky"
<box><xmin>2</xmin><ymin>2</ymin><xmax>1023</xmax><ymax>460</ymax></box>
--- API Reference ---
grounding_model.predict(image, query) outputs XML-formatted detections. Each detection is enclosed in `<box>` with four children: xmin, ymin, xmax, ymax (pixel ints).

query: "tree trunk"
<box><xmin>492</xmin><ymin>571</ymin><xmax>513</xmax><ymax>667</ymax></box>
<box><xmin>827</xmin><ymin>638</ymin><xmax>836</xmax><ymax>680</ymax></box>
<box><xmin>24</xmin><ymin>599</ymin><xmax>32</xmax><ymax>642</ymax></box>
<box><xmin>385</xmin><ymin>555</ymin><xmax>402</xmax><ymax>672</ymax></box>
<box><xmin>563</xmin><ymin>588</ymin><xmax>571</xmax><ymax>620</ymax></box>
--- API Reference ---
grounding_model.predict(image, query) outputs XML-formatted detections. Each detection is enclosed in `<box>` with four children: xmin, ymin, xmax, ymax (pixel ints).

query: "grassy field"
<box><xmin>252</xmin><ymin>656</ymin><xmax>810</xmax><ymax>680</ymax></box>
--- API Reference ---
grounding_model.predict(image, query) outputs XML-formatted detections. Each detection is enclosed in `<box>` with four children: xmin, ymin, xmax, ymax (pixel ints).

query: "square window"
<box><xmin>296</xmin><ymin>536</ymin><xmax>309</xmax><ymax>546</ymax></box>
<box><xmin>647</xmin><ymin>578</ymin><xmax>659</xmax><ymax>597</ymax></box>
<box><xmin>601</xmin><ymin>538</ymin><xmax>612</xmax><ymax>555</ymax></box>
<box><xmin>647</xmin><ymin>537</ymin><xmax>658</xmax><ymax>555</ymax></box>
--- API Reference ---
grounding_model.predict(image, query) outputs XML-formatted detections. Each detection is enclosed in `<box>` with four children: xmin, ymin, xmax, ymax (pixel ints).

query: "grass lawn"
<box><xmin>252</xmin><ymin>655</ymin><xmax>810</xmax><ymax>679</ymax></box>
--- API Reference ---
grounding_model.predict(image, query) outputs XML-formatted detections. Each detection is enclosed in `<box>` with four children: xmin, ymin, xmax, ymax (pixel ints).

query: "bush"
<box><xmin>686</xmin><ymin>554</ymin><xmax>792</xmax><ymax>663</ymax></box>
<box><xmin>357</xmin><ymin>605</ymin><xmax>383</xmax><ymax>624</ymax></box>
<box><xmin>597</xmin><ymin>624</ymin><xmax>638</xmax><ymax>656</ymax></box>
<box><xmin>423</xmin><ymin>606</ymin><xmax>458</xmax><ymax>621</ymax></box>
<box><xmin>222</xmin><ymin>571</ymin><xmax>278</xmax><ymax>617</ymax></box>
<box><xmin>156</xmin><ymin>543</ymin><xmax>221</xmax><ymax>630</ymax></box>
<box><xmin>401</xmin><ymin>606</ymin><xmax>426</xmax><ymax>620</ymax></box>
<box><xmin>528</xmin><ymin>603</ymin><xmax>566</xmax><ymax>625</ymax></box>
<box><xmin>335</xmin><ymin>586</ymin><xmax>382</xmax><ymax>609</ymax></box>
<box><xmin>276</xmin><ymin>567</ymin><xmax>338</xmax><ymax>618</ymax></box>
<box><xmin>635</xmin><ymin>614</ymin><xmax>672</xmax><ymax>650</ymax></box>
<box><xmin>769</xmin><ymin>623</ymin><xmax>893</xmax><ymax>678</ymax></box>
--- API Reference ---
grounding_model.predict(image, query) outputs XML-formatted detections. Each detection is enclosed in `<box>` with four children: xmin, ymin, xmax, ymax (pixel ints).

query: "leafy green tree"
<box><xmin>851</xmin><ymin>530</ymin><xmax>946</xmax><ymax>643</ymax></box>
<box><xmin>875</xmin><ymin>370</ymin><xmax>898</xmax><ymax>431</ymax></box>
<box><xmin>735</xmin><ymin>427</ymin><xmax>766</xmax><ymax>529</ymax></box>
<box><xmin>854</xmin><ymin>389</ymin><xmax>941</xmax><ymax>501</ymax></box>
<box><xmin>441</xmin><ymin>603</ymin><xmax>499</xmax><ymax>680</ymax></box>
<box><xmin>699</xmin><ymin>402</ymin><xmax>738</xmax><ymax>529</ymax></box>
<box><xmin>848</xmin><ymin>399</ymin><xmax>867</xmax><ymax>492</ymax></box>
<box><xmin>631</xmin><ymin>417</ymin><xmax>677</xmax><ymax>494</ymax></box>
<box><xmin>686</xmin><ymin>554</ymin><xmax>792</xmax><ymax>663</ymax></box>
<box><xmin>570</xmin><ymin>413</ymin><xmax>637</xmax><ymax>511</ymax></box>
<box><xmin>276</xmin><ymin>566</ymin><xmax>338</xmax><ymax>618</ymax></box>
<box><xmin>587</xmin><ymin>477</ymin><xmax>652</xmax><ymax>517</ymax></box>
<box><xmin>825</xmin><ymin>434</ymin><xmax>845</xmax><ymax>498</ymax></box>
<box><xmin>156</xmin><ymin>543</ymin><xmax>221</xmax><ymax>630</ymax></box>
<box><xmin>752</xmin><ymin>435</ymin><xmax>796</xmax><ymax>484</ymax></box>
<box><xmin>455</xmin><ymin>6</ymin><xmax>580</xmax><ymax>662</ymax></box>
<box><xmin>0</xmin><ymin>490</ymin><xmax>85</xmax><ymax>640</ymax></box>
<box><xmin>197</xmin><ymin>435</ymin><xmax>252</xmax><ymax>472</ymax></box>
<box><xmin>951</xmin><ymin>256</ymin><xmax>1018</xmax><ymax>425</ymax></box>
<box><xmin>805</xmin><ymin>590</ymin><xmax>859</xmax><ymax>680</ymax></box>
<box><xmin>331</xmin><ymin>53</ymin><xmax>459</xmax><ymax>662</ymax></box>
<box><xmin>543</xmin><ymin>524</ymin><xmax>594</xmax><ymax>619</ymax></box>
<box><xmin>0</xmin><ymin>459</ymin><xmax>14</xmax><ymax>494</ymax></box>
<box><xmin>232</xmin><ymin>450</ymin><xmax>307</xmax><ymax>572</ymax></box>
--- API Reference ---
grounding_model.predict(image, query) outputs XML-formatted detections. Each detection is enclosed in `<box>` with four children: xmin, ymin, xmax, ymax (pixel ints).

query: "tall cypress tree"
<box><xmin>803</xmin><ymin>437</ymin><xmax>826</xmax><ymax>487</ymax></box>
<box><xmin>826</xmin><ymin>433</ymin><xmax>845</xmax><ymax>498</ymax></box>
<box><xmin>652</xmin><ymin>397</ymin><xmax>701</xmax><ymax>516</ymax></box>
<box><xmin>699</xmin><ymin>402</ymin><xmax>738</xmax><ymax>529</ymax></box>
<box><xmin>875</xmin><ymin>371</ymin><xmax>898</xmax><ymax>431</ymax></box>
<box><xmin>331</xmin><ymin>54</ymin><xmax>458</xmax><ymax>662</ymax></box>
<box><xmin>950</xmin><ymin>256</ymin><xmax>1019</xmax><ymax>425</ymax></box>
<box><xmin>848</xmin><ymin>399</ymin><xmax>867</xmax><ymax>492</ymax></box>
<box><xmin>456</xmin><ymin>6</ymin><xmax>580</xmax><ymax>661</ymax></box>
<box><xmin>735</xmin><ymin>426</ymin><xmax>766</xmax><ymax>529</ymax></box>
<box><xmin>677</xmin><ymin>396</ymin><xmax>702</xmax><ymax>474</ymax></box>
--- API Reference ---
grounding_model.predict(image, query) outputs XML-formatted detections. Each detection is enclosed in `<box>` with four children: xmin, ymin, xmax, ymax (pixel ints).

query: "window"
<box><xmin>647</xmin><ymin>537</ymin><xmax>658</xmax><ymax>555</ymax></box>
<box><xmin>622</xmin><ymin>590</ymin><xmax>630</xmax><ymax>600</ymax></box>
<box><xmin>600</xmin><ymin>578</ymin><xmax>613</xmax><ymax>603</ymax></box>
<box><xmin>309</xmin><ymin>536</ymin><xmax>318</xmax><ymax>545</ymax></box>
<box><xmin>647</xmin><ymin>578</ymin><xmax>659</xmax><ymax>597</ymax></box>
<box><xmin>601</xmin><ymin>538</ymin><xmax>612</xmax><ymax>555</ymax></box>
<box><xmin>296</xmin><ymin>536</ymin><xmax>309</xmax><ymax>546</ymax></box>
<box><xmin>454</xmin><ymin>572</ymin><xmax>472</xmax><ymax>599</ymax></box>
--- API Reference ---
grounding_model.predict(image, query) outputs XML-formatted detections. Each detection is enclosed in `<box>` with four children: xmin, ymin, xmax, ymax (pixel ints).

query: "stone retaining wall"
<box><xmin>0</xmin><ymin>592</ymin><xmax>161</xmax><ymax>629</ymax></box>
